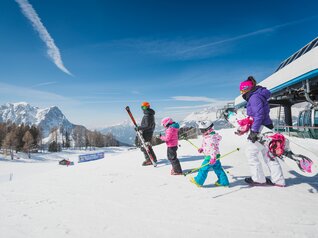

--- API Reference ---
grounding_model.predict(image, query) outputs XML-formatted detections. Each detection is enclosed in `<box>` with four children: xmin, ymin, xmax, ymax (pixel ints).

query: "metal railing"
<box><xmin>274</xmin><ymin>125</ymin><xmax>318</xmax><ymax>139</ymax></box>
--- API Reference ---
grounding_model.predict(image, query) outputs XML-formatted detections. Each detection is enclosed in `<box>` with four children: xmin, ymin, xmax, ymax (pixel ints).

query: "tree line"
<box><xmin>0</xmin><ymin>122</ymin><xmax>41</xmax><ymax>158</ymax></box>
<box><xmin>0</xmin><ymin>122</ymin><xmax>119</xmax><ymax>158</ymax></box>
<box><xmin>54</xmin><ymin>125</ymin><xmax>119</xmax><ymax>151</ymax></box>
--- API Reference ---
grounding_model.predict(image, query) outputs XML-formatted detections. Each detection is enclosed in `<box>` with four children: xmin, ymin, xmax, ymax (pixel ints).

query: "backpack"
<box><xmin>267</xmin><ymin>133</ymin><xmax>286</xmax><ymax>159</ymax></box>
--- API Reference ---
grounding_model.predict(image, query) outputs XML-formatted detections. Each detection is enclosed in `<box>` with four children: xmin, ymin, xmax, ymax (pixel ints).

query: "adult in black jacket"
<box><xmin>137</xmin><ymin>102</ymin><xmax>157</xmax><ymax>166</ymax></box>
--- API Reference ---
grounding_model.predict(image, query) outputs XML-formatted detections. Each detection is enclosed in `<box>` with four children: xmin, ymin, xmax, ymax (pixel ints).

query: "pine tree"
<box><xmin>48</xmin><ymin>141</ymin><xmax>58</xmax><ymax>152</ymax></box>
<box><xmin>3</xmin><ymin>130</ymin><xmax>16</xmax><ymax>159</ymax></box>
<box><xmin>22</xmin><ymin>131</ymin><xmax>34</xmax><ymax>158</ymax></box>
<box><xmin>64</xmin><ymin>130</ymin><xmax>71</xmax><ymax>148</ymax></box>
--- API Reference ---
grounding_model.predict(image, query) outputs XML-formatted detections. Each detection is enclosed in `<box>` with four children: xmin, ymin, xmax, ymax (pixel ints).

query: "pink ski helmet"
<box><xmin>161</xmin><ymin>117</ymin><xmax>173</xmax><ymax>127</ymax></box>
<box><xmin>240</xmin><ymin>80</ymin><xmax>254</xmax><ymax>94</ymax></box>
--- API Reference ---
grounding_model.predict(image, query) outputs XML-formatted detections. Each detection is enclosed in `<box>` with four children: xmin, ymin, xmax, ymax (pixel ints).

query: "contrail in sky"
<box><xmin>15</xmin><ymin>0</ymin><xmax>72</xmax><ymax>76</ymax></box>
<box><xmin>179</xmin><ymin>15</ymin><xmax>318</xmax><ymax>55</ymax></box>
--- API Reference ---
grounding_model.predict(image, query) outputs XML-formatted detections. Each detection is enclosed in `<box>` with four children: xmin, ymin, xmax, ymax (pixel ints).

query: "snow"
<box><xmin>0</xmin><ymin>128</ymin><xmax>318</xmax><ymax>238</ymax></box>
<box><xmin>181</xmin><ymin>107</ymin><xmax>218</xmax><ymax>127</ymax></box>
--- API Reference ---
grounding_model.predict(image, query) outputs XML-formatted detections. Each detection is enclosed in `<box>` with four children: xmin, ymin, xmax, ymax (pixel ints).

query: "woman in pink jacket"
<box><xmin>160</xmin><ymin>117</ymin><xmax>183</xmax><ymax>175</ymax></box>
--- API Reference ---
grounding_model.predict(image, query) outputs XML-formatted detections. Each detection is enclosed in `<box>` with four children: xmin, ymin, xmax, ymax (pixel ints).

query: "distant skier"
<box><xmin>190</xmin><ymin>121</ymin><xmax>229</xmax><ymax>187</ymax></box>
<box><xmin>239</xmin><ymin>77</ymin><xmax>285</xmax><ymax>187</ymax></box>
<box><xmin>159</xmin><ymin>117</ymin><xmax>183</xmax><ymax>175</ymax></box>
<box><xmin>136</xmin><ymin>102</ymin><xmax>157</xmax><ymax>166</ymax></box>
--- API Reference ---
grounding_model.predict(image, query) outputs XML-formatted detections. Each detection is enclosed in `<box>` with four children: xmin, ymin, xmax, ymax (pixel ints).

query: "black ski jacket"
<box><xmin>139</xmin><ymin>108</ymin><xmax>156</xmax><ymax>138</ymax></box>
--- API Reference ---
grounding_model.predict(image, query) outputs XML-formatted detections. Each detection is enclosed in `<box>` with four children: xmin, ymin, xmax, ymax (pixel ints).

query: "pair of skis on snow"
<box><xmin>125</xmin><ymin>106</ymin><xmax>157</xmax><ymax>167</ymax></box>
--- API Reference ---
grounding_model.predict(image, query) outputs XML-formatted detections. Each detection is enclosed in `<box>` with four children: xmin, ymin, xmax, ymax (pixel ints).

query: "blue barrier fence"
<box><xmin>78</xmin><ymin>152</ymin><xmax>104</xmax><ymax>163</ymax></box>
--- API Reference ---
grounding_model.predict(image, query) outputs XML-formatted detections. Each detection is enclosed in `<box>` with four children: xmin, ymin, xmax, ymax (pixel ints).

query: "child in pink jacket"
<box><xmin>160</xmin><ymin>117</ymin><xmax>183</xmax><ymax>175</ymax></box>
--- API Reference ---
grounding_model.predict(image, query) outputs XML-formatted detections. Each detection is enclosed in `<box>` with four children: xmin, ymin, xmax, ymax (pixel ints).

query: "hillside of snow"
<box><xmin>0</xmin><ymin>128</ymin><xmax>317</xmax><ymax>238</ymax></box>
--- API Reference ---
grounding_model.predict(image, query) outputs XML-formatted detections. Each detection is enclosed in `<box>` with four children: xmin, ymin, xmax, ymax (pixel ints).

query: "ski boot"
<box><xmin>244</xmin><ymin>177</ymin><xmax>266</xmax><ymax>186</ymax></box>
<box><xmin>171</xmin><ymin>169</ymin><xmax>182</xmax><ymax>175</ymax></box>
<box><xmin>214</xmin><ymin>181</ymin><xmax>229</xmax><ymax>187</ymax></box>
<box><xmin>142</xmin><ymin>160</ymin><xmax>152</xmax><ymax>166</ymax></box>
<box><xmin>190</xmin><ymin>177</ymin><xmax>202</xmax><ymax>187</ymax></box>
<box><xmin>265</xmin><ymin>178</ymin><xmax>285</xmax><ymax>187</ymax></box>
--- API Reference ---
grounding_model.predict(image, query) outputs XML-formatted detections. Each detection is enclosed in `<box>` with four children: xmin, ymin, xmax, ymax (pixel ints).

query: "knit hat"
<box><xmin>240</xmin><ymin>80</ymin><xmax>254</xmax><ymax>94</ymax></box>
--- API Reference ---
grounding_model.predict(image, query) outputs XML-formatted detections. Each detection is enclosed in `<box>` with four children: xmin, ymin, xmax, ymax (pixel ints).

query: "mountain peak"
<box><xmin>0</xmin><ymin>102</ymin><xmax>74</xmax><ymax>138</ymax></box>
<box><xmin>12</xmin><ymin>101</ymin><xmax>30</xmax><ymax>107</ymax></box>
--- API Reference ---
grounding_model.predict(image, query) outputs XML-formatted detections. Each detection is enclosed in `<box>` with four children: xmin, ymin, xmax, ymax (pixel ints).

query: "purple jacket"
<box><xmin>244</xmin><ymin>86</ymin><xmax>272</xmax><ymax>132</ymax></box>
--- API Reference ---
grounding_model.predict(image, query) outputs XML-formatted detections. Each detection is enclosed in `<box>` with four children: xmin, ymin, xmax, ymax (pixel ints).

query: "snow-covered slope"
<box><xmin>181</xmin><ymin>106</ymin><xmax>218</xmax><ymax>127</ymax></box>
<box><xmin>1</xmin><ymin>128</ymin><xmax>317</xmax><ymax>238</ymax></box>
<box><xmin>0</xmin><ymin>102</ymin><xmax>75</xmax><ymax>138</ymax></box>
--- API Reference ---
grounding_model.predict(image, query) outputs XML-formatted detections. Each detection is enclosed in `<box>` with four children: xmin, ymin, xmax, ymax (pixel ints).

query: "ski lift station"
<box><xmin>233</xmin><ymin>36</ymin><xmax>318</xmax><ymax>139</ymax></box>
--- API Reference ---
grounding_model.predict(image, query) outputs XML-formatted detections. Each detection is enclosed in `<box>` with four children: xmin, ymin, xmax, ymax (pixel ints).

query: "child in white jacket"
<box><xmin>190</xmin><ymin>121</ymin><xmax>229</xmax><ymax>187</ymax></box>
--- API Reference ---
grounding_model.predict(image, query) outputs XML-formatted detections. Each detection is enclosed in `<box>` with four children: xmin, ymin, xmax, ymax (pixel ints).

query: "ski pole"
<box><xmin>184</xmin><ymin>138</ymin><xmax>200</xmax><ymax>150</ymax></box>
<box><xmin>181</xmin><ymin>137</ymin><xmax>208</xmax><ymax>156</ymax></box>
<box><xmin>183</xmin><ymin>148</ymin><xmax>240</xmax><ymax>176</ymax></box>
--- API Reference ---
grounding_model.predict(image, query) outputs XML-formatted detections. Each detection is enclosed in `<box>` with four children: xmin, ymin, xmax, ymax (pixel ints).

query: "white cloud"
<box><xmin>30</xmin><ymin>81</ymin><xmax>57</xmax><ymax>88</ymax></box>
<box><xmin>172</xmin><ymin>96</ymin><xmax>221</xmax><ymax>103</ymax></box>
<box><xmin>131</xmin><ymin>90</ymin><xmax>140</xmax><ymax>95</ymax></box>
<box><xmin>165</xmin><ymin>103</ymin><xmax>216</xmax><ymax>110</ymax></box>
<box><xmin>15</xmin><ymin>0</ymin><xmax>72</xmax><ymax>75</ymax></box>
<box><xmin>162</xmin><ymin>96</ymin><xmax>230</xmax><ymax>113</ymax></box>
<box><xmin>102</xmin><ymin>37</ymin><xmax>228</xmax><ymax>60</ymax></box>
<box><xmin>0</xmin><ymin>82</ymin><xmax>75</xmax><ymax>103</ymax></box>
<box><xmin>180</xmin><ymin>15</ymin><xmax>318</xmax><ymax>55</ymax></box>
<box><xmin>104</xmin><ymin>15</ymin><xmax>318</xmax><ymax>61</ymax></box>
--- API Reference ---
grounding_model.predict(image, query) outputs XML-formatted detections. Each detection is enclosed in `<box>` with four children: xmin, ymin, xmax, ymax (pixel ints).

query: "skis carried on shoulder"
<box><xmin>220</xmin><ymin>107</ymin><xmax>316</xmax><ymax>177</ymax></box>
<box><xmin>125</xmin><ymin>106</ymin><xmax>157</xmax><ymax>167</ymax></box>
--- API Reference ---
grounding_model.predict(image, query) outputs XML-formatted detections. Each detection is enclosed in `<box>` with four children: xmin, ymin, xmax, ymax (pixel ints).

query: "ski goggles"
<box><xmin>240</xmin><ymin>89</ymin><xmax>250</xmax><ymax>95</ymax></box>
<box><xmin>141</xmin><ymin>106</ymin><xmax>148</xmax><ymax>110</ymax></box>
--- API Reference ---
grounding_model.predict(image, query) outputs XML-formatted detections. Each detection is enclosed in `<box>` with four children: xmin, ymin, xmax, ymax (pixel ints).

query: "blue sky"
<box><xmin>0</xmin><ymin>0</ymin><xmax>318</xmax><ymax>128</ymax></box>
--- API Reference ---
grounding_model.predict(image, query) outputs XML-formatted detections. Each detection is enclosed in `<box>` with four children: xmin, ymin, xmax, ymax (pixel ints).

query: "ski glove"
<box><xmin>198</xmin><ymin>148</ymin><xmax>203</xmax><ymax>153</ymax></box>
<box><xmin>135</xmin><ymin>126</ymin><xmax>143</xmax><ymax>132</ymax></box>
<box><xmin>265</xmin><ymin>124</ymin><xmax>274</xmax><ymax>130</ymax></box>
<box><xmin>209</xmin><ymin>157</ymin><xmax>217</xmax><ymax>165</ymax></box>
<box><xmin>248</xmin><ymin>130</ymin><xmax>259</xmax><ymax>143</ymax></box>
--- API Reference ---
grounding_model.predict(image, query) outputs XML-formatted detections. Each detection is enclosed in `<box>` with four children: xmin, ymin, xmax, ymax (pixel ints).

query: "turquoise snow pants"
<box><xmin>194</xmin><ymin>156</ymin><xmax>229</xmax><ymax>186</ymax></box>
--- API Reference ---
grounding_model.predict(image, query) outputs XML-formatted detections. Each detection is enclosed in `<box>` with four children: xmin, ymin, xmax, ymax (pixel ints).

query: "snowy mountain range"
<box><xmin>1</xmin><ymin>101</ymin><xmax>306</xmax><ymax>146</ymax></box>
<box><xmin>100</xmin><ymin>120</ymin><xmax>136</xmax><ymax>145</ymax></box>
<box><xmin>180</xmin><ymin>106</ymin><xmax>231</xmax><ymax>130</ymax></box>
<box><xmin>0</xmin><ymin>102</ymin><xmax>75</xmax><ymax>139</ymax></box>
